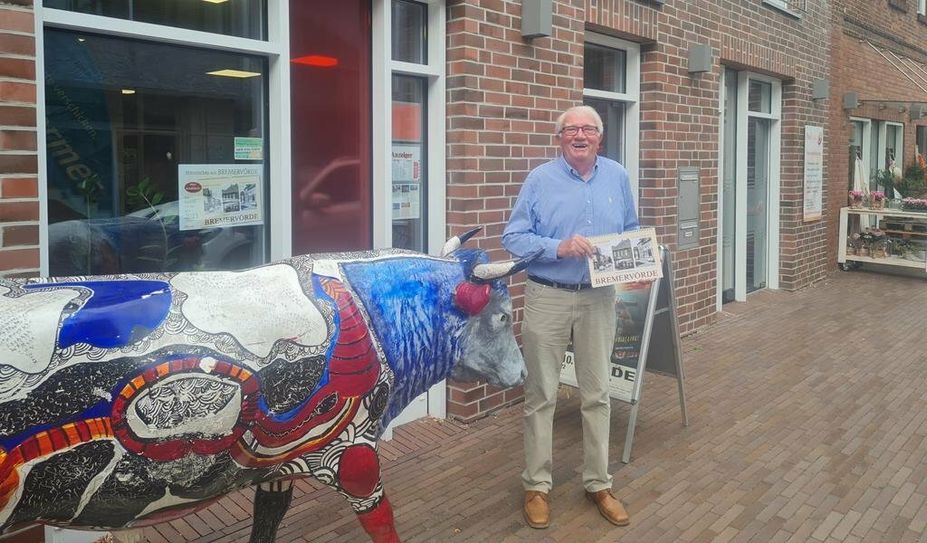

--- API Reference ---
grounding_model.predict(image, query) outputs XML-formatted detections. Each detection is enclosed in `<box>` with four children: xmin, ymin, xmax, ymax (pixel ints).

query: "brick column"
<box><xmin>0</xmin><ymin>0</ymin><xmax>39</xmax><ymax>278</ymax></box>
<box><xmin>444</xmin><ymin>0</ymin><xmax>583</xmax><ymax>421</ymax></box>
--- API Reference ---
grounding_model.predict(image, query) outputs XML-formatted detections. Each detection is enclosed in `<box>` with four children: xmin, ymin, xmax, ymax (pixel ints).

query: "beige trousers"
<box><xmin>521</xmin><ymin>279</ymin><xmax>617</xmax><ymax>493</ymax></box>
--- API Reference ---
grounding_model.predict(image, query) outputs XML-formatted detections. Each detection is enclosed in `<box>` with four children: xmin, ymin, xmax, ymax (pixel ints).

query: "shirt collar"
<box><xmin>559</xmin><ymin>155</ymin><xmax>599</xmax><ymax>181</ymax></box>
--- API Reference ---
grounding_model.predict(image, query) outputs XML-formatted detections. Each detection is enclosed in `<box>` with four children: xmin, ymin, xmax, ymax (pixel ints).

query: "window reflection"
<box><xmin>43</xmin><ymin>0</ymin><xmax>266</xmax><ymax>40</ymax></box>
<box><xmin>44</xmin><ymin>29</ymin><xmax>268</xmax><ymax>275</ymax></box>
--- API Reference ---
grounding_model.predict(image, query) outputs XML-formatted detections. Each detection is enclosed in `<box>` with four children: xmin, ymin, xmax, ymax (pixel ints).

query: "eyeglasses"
<box><xmin>559</xmin><ymin>125</ymin><xmax>600</xmax><ymax>137</ymax></box>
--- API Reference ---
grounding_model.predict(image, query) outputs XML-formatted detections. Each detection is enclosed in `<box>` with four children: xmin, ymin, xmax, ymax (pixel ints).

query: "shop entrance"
<box><xmin>719</xmin><ymin>69</ymin><xmax>782</xmax><ymax>304</ymax></box>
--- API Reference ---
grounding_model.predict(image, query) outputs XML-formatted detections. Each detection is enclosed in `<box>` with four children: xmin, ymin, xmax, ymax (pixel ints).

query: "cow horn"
<box><xmin>440</xmin><ymin>227</ymin><xmax>482</xmax><ymax>257</ymax></box>
<box><xmin>470</xmin><ymin>248</ymin><xmax>543</xmax><ymax>282</ymax></box>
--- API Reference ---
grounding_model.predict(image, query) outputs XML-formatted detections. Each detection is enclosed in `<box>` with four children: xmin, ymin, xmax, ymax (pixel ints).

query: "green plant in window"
<box><xmin>872</xmin><ymin>169</ymin><xmax>897</xmax><ymax>199</ymax></box>
<box><xmin>125</xmin><ymin>177</ymin><xmax>177</xmax><ymax>270</ymax></box>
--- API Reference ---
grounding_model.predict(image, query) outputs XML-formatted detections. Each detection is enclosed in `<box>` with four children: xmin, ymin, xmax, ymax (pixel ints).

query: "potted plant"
<box><xmin>869</xmin><ymin>190</ymin><xmax>886</xmax><ymax>210</ymax></box>
<box><xmin>901</xmin><ymin>197</ymin><xmax>927</xmax><ymax>212</ymax></box>
<box><xmin>847</xmin><ymin>233</ymin><xmax>862</xmax><ymax>255</ymax></box>
<box><xmin>868</xmin><ymin>228</ymin><xmax>889</xmax><ymax>258</ymax></box>
<box><xmin>848</xmin><ymin>190</ymin><xmax>865</xmax><ymax>209</ymax></box>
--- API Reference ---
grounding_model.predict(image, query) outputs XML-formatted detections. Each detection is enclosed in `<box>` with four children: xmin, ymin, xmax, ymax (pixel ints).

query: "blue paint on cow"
<box><xmin>341</xmin><ymin>256</ymin><xmax>469</xmax><ymax>430</ymax></box>
<box><xmin>23</xmin><ymin>281</ymin><xmax>171</xmax><ymax>349</ymax></box>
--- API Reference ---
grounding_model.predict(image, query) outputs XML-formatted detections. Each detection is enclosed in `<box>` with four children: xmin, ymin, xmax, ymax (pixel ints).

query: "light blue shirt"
<box><xmin>502</xmin><ymin>155</ymin><xmax>639</xmax><ymax>284</ymax></box>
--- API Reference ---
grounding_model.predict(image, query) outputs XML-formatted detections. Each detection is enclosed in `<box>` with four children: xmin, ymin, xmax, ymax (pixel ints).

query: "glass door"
<box><xmin>721</xmin><ymin>69</ymin><xmax>737</xmax><ymax>303</ymax></box>
<box><xmin>718</xmin><ymin>71</ymin><xmax>780</xmax><ymax>304</ymax></box>
<box><xmin>746</xmin><ymin>117</ymin><xmax>769</xmax><ymax>292</ymax></box>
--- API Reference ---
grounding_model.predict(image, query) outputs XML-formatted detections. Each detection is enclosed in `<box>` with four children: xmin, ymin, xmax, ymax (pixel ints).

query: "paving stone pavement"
<box><xmin>144</xmin><ymin>270</ymin><xmax>927</xmax><ymax>543</ymax></box>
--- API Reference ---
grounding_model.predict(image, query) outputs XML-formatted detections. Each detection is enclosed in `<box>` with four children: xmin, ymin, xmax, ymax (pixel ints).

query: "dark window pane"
<box><xmin>43</xmin><ymin>0</ymin><xmax>266</xmax><ymax>40</ymax></box>
<box><xmin>290</xmin><ymin>0</ymin><xmax>371</xmax><ymax>254</ymax></box>
<box><xmin>44</xmin><ymin>29</ymin><xmax>268</xmax><ymax>275</ymax></box>
<box><xmin>585</xmin><ymin>97</ymin><xmax>625</xmax><ymax>164</ymax></box>
<box><xmin>392</xmin><ymin>0</ymin><xmax>427</xmax><ymax>64</ymax></box>
<box><xmin>584</xmin><ymin>43</ymin><xmax>626</xmax><ymax>93</ymax></box>
<box><xmin>391</xmin><ymin>74</ymin><xmax>426</xmax><ymax>251</ymax></box>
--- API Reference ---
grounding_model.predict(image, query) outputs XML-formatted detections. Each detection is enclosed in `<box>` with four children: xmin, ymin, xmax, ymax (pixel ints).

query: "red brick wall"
<box><xmin>445</xmin><ymin>0</ymin><xmax>831</xmax><ymax>421</ymax></box>
<box><xmin>0</xmin><ymin>0</ymin><xmax>39</xmax><ymax>278</ymax></box>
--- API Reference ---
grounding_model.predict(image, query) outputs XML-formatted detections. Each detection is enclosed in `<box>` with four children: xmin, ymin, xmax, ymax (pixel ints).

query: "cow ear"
<box><xmin>454</xmin><ymin>282</ymin><xmax>491</xmax><ymax>315</ymax></box>
<box><xmin>440</xmin><ymin>227</ymin><xmax>482</xmax><ymax>257</ymax></box>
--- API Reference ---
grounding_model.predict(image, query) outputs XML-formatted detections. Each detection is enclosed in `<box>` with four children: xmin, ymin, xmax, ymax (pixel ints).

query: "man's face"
<box><xmin>557</xmin><ymin>110</ymin><xmax>601</xmax><ymax>170</ymax></box>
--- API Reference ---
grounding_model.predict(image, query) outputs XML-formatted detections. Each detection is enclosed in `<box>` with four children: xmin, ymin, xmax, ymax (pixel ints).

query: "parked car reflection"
<box><xmin>47</xmin><ymin>201</ymin><xmax>258</xmax><ymax>275</ymax></box>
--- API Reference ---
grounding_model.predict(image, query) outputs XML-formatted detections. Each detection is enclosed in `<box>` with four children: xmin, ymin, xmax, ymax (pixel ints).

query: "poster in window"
<box><xmin>178</xmin><ymin>164</ymin><xmax>263</xmax><ymax>231</ymax></box>
<box><xmin>392</xmin><ymin>143</ymin><xmax>422</xmax><ymax>220</ymax></box>
<box><xmin>803</xmin><ymin>125</ymin><xmax>824</xmax><ymax>222</ymax></box>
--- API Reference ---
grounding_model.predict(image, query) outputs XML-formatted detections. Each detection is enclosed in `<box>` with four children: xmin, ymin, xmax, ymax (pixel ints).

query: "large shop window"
<box><xmin>43</xmin><ymin>0</ymin><xmax>265</xmax><ymax>39</ymax></box>
<box><xmin>43</xmin><ymin>29</ymin><xmax>268</xmax><ymax>275</ymax></box>
<box><xmin>582</xmin><ymin>33</ymin><xmax>640</xmax><ymax>200</ymax></box>
<box><xmin>917</xmin><ymin>126</ymin><xmax>927</xmax><ymax>157</ymax></box>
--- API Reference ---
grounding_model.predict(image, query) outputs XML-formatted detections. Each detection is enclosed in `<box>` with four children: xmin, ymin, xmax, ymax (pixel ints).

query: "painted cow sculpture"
<box><xmin>0</xmin><ymin>228</ymin><xmax>537</xmax><ymax>543</ymax></box>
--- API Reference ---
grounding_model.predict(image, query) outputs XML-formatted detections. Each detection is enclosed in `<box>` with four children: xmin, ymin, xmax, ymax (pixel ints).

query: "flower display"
<box><xmin>901</xmin><ymin>197</ymin><xmax>927</xmax><ymax>211</ymax></box>
<box><xmin>870</xmin><ymin>191</ymin><xmax>885</xmax><ymax>202</ymax></box>
<box><xmin>849</xmin><ymin>190</ymin><xmax>864</xmax><ymax>199</ymax></box>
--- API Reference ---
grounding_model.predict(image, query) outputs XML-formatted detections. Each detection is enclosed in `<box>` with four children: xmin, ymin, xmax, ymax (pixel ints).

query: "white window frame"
<box><xmin>582</xmin><ymin>32</ymin><xmax>640</xmax><ymax>208</ymax></box>
<box><xmin>919</xmin><ymin>0</ymin><xmax>926</xmax><ymax>16</ymax></box>
<box><xmin>724</xmin><ymin>71</ymin><xmax>781</xmax><ymax>302</ymax></box>
<box><xmin>373</xmin><ymin>0</ymin><xmax>447</xmax><ymax>425</ymax></box>
<box><xmin>850</xmin><ymin>117</ymin><xmax>873</xmax><ymax>187</ymax></box>
<box><xmin>35</xmin><ymin>4</ymin><xmax>292</xmax><ymax>274</ymax></box>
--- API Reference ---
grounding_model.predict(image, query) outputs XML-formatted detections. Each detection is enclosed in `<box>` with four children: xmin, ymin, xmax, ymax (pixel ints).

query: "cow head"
<box><xmin>443</xmin><ymin>228</ymin><xmax>541</xmax><ymax>388</ymax></box>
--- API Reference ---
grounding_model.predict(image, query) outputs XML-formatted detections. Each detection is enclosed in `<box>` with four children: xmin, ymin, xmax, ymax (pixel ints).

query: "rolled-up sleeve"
<box><xmin>503</xmin><ymin>179</ymin><xmax>560</xmax><ymax>262</ymax></box>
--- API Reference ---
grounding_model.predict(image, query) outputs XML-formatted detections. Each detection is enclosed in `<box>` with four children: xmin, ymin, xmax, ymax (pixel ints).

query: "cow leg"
<box><xmin>336</xmin><ymin>444</ymin><xmax>400</xmax><ymax>543</ymax></box>
<box><xmin>249</xmin><ymin>480</ymin><xmax>294</xmax><ymax>543</ymax></box>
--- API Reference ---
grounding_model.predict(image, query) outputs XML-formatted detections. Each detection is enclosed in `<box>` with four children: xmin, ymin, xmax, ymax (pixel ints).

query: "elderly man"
<box><xmin>503</xmin><ymin>105</ymin><xmax>638</xmax><ymax>529</ymax></box>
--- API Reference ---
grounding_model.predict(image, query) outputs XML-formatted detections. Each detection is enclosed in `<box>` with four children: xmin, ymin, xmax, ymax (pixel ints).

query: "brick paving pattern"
<box><xmin>144</xmin><ymin>270</ymin><xmax>927</xmax><ymax>542</ymax></box>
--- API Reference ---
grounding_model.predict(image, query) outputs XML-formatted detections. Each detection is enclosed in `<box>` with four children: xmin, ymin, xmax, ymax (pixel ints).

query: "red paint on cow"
<box><xmin>337</xmin><ymin>444</ymin><xmax>380</xmax><ymax>497</ymax></box>
<box><xmin>356</xmin><ymin>496</ymin><xmax>400</xmax><ymax>543</ymax></box>
<box><xmin>453</xmin><ymin>282</ymin><xmax>491</xmax><ymax>315</ymax></box>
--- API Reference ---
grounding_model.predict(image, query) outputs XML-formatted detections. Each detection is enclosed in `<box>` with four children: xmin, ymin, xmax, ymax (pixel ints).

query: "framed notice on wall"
<box><xmin>803</xmin><ymin>125</ymin><xmax>824</xmax><ymax>222</ymax></box>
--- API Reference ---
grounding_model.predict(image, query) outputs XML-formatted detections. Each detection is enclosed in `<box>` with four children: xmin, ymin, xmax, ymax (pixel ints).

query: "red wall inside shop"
<box><xmin>289</xmin><ymin>1</ymin><xmax>372</xmax><ymax>255</ymax></box>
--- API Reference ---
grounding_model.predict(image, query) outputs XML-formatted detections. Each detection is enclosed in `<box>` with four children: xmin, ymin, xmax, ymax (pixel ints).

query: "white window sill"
<box><xmin>762</xmin><ymin>0</ymin><xmax>803</xmax><ymax>19</ymax></box>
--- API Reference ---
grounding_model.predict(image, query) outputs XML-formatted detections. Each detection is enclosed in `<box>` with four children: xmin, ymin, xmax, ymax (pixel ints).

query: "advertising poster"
<box><xmin>803</xmin><ymin>125</ymin><xmax>824</xmax><ymax>222</ymax></box>
<box><xmin>178</xmin><ymin>164</ymin><xmax>263</xmax><ymax>231</ymax></box>
<box><xmin>234</xmin><ymin>137</ymin><xmax>263</xmax><ymax>160</ymax></box>
<box><xmin>392</xmin><ymin>143</ymin><xmax>422</xmax><ymax>221</ymax></box>
<box><xmin>560</xmin><ymin>281</ymin><xmax>653</xmax><ymax>403</ymax></box>
<box><xmin>392</xmin><ymin>183</ymin><xmax>421</xmax><ymax>220</ymax></box>
<box><xmin>587</xmin><ymin>228</ymin><xmax>662</xmax><ymax>287</ymax></box>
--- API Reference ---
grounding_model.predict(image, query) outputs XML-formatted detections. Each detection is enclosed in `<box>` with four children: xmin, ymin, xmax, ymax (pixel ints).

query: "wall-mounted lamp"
<box><xmin>687</xmin><ymin>44</ymin><xmax>713</xmax><ymax>74</ymax></box>
<box><xmin>812</xmin><ymin>78</ymin><xmax>829</xmax><ymax>100</ymax></box>
<box><xmin>912</xmin><ymin>104</ymin><xmax>927</xmax><ymax>120</ymax></box>
<box><xmin>843</xmin><ymin>92</ymin><xmax>859</xmax><ymax>110</ymax></box>
<box><xmin>521</xmin><ymin>0</ymin><xmax>552</xmax><ymax>39</ymax></box>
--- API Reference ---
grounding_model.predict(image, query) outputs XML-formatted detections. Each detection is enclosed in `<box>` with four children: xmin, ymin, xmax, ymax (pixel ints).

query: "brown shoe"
<box><xmin>523</xmin><ymin>490</ymin><xmax>550</xmax><ymax>529</ymax></box>
<box><xmin>585</xmin><ymin>489</ymin><xmax>630</xmax><ymax>526</ymax></box>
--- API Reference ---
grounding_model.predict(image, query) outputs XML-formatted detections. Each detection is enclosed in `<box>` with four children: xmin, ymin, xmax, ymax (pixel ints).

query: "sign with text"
<box><xmin>587</xmin><ymin>228</ymin><xmax>662</xmax><ymax>287</ymax></box>
<box><xmin>178</xmin><ymin>164</ymin><xmax>263</xmax><ymax>231</ymax></box>
<box><xmin>559</xmin><ymin>281</ymin><xmax>652</xmax><ymax>403</ymax></box>
<box><xmin>803</xmin><ymin>125</ymin><xmax>824</xmax><ymax>222</ymax></box>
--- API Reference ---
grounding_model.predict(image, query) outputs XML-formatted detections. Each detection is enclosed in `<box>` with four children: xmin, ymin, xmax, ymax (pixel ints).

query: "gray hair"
<box><xmin>555</xmin><ymin>105</ymin><xmax>604</xmax><ymax>135</ymax></box>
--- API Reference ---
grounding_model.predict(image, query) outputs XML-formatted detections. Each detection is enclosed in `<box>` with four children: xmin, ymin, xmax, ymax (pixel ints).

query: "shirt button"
<box><xmin>587</xmin><ymin>220</ymin><xmax>592</xmax><ymax>224</ymax></box>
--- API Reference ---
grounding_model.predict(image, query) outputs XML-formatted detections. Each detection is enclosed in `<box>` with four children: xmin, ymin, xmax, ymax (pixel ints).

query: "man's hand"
<box><xmin>557</xmin><ymin>234</ymin><xmax>595</xmax><ymax>258</ymax></box>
